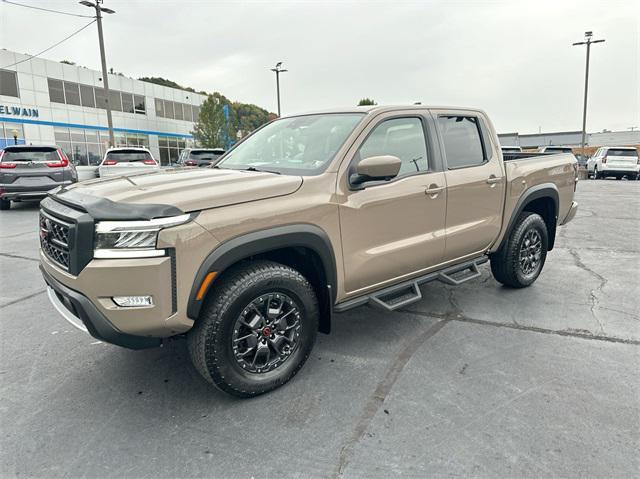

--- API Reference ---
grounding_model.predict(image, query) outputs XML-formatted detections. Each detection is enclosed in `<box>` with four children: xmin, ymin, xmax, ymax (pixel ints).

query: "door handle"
<box><xmin>486</xmin><ymin>176</ymin><xmax>501</xmax><ymax>185</ymax></box>
<box><xmin>425</xmin><ymin>185</ymin><xmax>444</xmax><ymax>197</ymax></box>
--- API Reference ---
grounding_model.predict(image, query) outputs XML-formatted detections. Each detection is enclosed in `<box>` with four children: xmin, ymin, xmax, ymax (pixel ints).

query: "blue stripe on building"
<box><xmin>0</xmin><ymin>116</ymin><xmax>193</xmax><ymax>139</ymax></box>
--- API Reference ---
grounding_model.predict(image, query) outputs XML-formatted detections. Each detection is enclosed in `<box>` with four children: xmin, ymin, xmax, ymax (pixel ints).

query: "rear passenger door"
<box><xmin>432</xmin><ymin>110</ymin><xmax>505</xmax><ymax>262</ymax></box>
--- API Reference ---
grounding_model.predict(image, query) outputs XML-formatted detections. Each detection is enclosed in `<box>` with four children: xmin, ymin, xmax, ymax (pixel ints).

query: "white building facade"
<box><xmin>0</xmin><ymin>49</ymin><xmax>207</xmax><ymax>166</ymax></box>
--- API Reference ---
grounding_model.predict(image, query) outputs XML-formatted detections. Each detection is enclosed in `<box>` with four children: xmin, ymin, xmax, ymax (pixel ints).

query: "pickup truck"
<box><xmin>39</xmin><ymin>105</ymin><xmax>578</xmax><ymax>397</ymax></box>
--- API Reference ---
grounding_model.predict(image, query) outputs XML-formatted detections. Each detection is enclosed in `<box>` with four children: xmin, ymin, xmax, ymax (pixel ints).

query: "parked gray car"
<box><xmin>0</xmin><ymin>145</ymin><xmax>77</xmax><ymax>210</ymax></box>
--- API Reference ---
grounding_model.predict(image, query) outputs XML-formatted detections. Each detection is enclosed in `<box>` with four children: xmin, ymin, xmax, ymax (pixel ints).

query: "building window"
<box><xmin>153</xmin><ymin>99</ymin><xmax>199</xmax><ymax>122</ymax></box>
<box><xmin>155</xmin><ymin>98</ymin><xmax>165</xmax><ymax>118</ymax></box>
<box><xmin>158</xmin><ymin>135</ymin><xmax>188</xmax><ymax>166</ymax></box>
<box><xmin>63</xmin><ymin>81</ymin><xmax>81</xmax><ymax>106</ymax></box>
<box><xmin>0</xmin><ymin>122</ymin><xmax>25</xmax><ymax>148</ymax></box>
<box><xmin>174</xmin><ymin>102</ymin><xmax>184</xmax><ymax>121</ymax></box>
<box><xmin>108</xmin><ymin>90</ymin><xmax>122</xmax><ymax>112</ymax></box>
<box><xmin>121</xmin><ymin>93</ymin><xmax>134</xmax><ymax>114</ymax></box>
<box><xmin>45</xmin><ymin>77</ymin><xmax>146</xmax><ymax>116</ymax></box>
<box><xmin>94</xmin><ymin>87</ymin><xmax>107</xmax><ymax>109</ymax></box>
<box><xmin>0</xmin><ymin>69</ymin><xmax>20</xmax><ymax>98</ymax></box>
<box><xmin>53</xmin><ymin>127</ymin><xmax>140</xmax><ymax>166</ymax></box>
<box><xmin>79</xmin><ymin>84</ymin><xmax>95</xmax><ymax>108</ymax></box>
<box><xmin>113</xmin><ymin>132</ymin><xmax>149</xmax><ymax>148</ymax></box>
<box><xmin>164</xmin><ymin>100</ymin><xmax>175</xmax><ymax>120</ymax></box>
<box><xmin>134</xmin><ymin>95</ymin><xmax>145</xmax><ymax>114</ymax></box>
<box><xmin>48</xmin><ymin>78</ymin><xmax>65</xmax><ymax>103</ymax></box>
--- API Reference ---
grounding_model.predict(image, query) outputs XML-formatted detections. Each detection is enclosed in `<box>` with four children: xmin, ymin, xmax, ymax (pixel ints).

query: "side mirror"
<box><xmin>351</xmin><ymin>155</ymin><xmax>401</xmax><ymax>185</ymax></box>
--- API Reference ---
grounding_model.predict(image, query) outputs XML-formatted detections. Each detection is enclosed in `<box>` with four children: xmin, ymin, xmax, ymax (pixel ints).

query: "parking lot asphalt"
<box><xmin>1</xmin><ymin>179</ymin><xmax>638</xmax><ymax>478</ymax></box>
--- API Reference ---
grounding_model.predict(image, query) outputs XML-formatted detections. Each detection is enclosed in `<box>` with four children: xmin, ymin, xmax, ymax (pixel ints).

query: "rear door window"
<box><xmin>2</xmin><ymin>147</ymin><xmax>59</xmax><ymax>162</ymax></box>
<box><xmin>438</xmin><ymin>116</ymin><xmax>485</xmax><ymax>168</ymax></box>
<box><xmin>104</xmin><ymin>150</ymin><xmax>153</xmax><ymax>163</ymax></box>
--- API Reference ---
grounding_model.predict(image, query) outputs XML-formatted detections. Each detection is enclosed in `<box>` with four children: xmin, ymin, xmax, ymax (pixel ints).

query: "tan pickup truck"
<box><xmin>39</xmin><ymin>105</ymin><xmax>578</xmax><ymax>396</ymax></box>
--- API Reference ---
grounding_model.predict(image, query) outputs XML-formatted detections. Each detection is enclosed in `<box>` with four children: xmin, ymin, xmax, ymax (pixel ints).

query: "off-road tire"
<box><xmin>490</xmin><ymin>212</ymin><xmax>548</xmax><ymax>288</ymax></box>
<box><xmin>187</xmin><ymin>260</ymin><xmax>319</xmax><ymax>398</ymax></box>
<box><xmin>0</xmin><ymin>198</ymin><xmax>10</xmax><ymax>210</ymax></box>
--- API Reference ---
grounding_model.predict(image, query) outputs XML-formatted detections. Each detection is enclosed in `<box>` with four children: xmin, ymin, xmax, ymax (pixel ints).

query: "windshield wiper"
<box><xmin>242</xmin><ymin>166</ymin><xmax>281</xmax><ymax>175</ymax></box>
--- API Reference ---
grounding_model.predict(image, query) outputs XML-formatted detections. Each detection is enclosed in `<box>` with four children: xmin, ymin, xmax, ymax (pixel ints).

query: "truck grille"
<box><xmin>40</xmin><ymin>212</ymin><xmax>71</xmax><ymax>270</ymax></box>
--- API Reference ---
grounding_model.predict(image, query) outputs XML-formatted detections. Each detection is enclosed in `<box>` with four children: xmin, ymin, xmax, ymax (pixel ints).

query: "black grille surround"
<box><xmin>39</xmin><ymin>196</ymin><xmax>95</xmax><ymax>275</ymax></box>
<box><xmin>39</xmin><ymin>211</ymin><xmax>71</xmax><ymax>270</ymax></box>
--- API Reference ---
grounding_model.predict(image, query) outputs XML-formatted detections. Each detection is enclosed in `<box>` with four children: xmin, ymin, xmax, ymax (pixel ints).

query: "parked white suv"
<box><xmin>98</xmin><ymin>147</ymin><xmax>160</xmax><ymax>178</ymax></box>
<box><xmin>587</xmin><ymin>147</ymin><xmax>639</xmax><ymax>180</ymax></box>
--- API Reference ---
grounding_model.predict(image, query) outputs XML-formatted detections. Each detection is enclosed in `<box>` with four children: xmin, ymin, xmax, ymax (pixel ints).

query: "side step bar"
<box><xmin>334</xmin><ymin>257</ymin><xmax>488</xmax><ymax>313</ymax></box>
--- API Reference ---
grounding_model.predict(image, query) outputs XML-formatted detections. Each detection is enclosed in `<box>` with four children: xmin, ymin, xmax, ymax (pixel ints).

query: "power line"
<box><xmin>2</xmin><ymin>0</ymin><xmax>94</xmax><ymax>18</ymax></box>
<box><xmin>0</xmin><ymin>19</ymin><xmax>97</xmax><ymax>69</ymax></box>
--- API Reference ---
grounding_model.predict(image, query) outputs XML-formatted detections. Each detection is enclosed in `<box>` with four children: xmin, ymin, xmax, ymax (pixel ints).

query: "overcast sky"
<box><xmin>1</xmin><ymin>0</ymin><xmax>638</xmax><ymax>133</ymax></box>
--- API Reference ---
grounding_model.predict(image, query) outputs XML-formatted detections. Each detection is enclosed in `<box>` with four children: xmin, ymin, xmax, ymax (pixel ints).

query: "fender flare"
<box><xmin>496</xmin><ymin>183</ymin><xmax>559</xmax><ymax>252</ymax></box>
<box><xmin>187</xmin><ymin>224</ymin><xmax>337</xmax><ymax>324</ymax></box>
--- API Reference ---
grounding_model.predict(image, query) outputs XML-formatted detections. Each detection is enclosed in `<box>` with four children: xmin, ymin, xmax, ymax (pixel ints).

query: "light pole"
<box><xmin>80</xmin><ymin>0</ymin><xmax>116</xmax><ymax>147</ymax></box>
<box><xmin>573</xmin><ymin>31</ymin><xmax>605</xmax><ymax>153</ymax></box>
<box><xmin>270</xmin><ymin>62</ymin><xmax>287</xmax><ymax>117</ymax></box>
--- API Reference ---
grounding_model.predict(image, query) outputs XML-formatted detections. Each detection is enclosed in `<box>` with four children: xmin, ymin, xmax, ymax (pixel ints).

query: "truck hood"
<box><xmin>52</xmin><ymin>168</ymin><xmax>303</xmax><ymax>218</ymax></box>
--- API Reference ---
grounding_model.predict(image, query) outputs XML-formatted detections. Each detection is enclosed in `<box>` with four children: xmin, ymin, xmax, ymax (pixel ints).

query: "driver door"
<box><xmin>337</xmin><ymin>112</ymin><xmax>447</xmax><ymax>295</ymax></box>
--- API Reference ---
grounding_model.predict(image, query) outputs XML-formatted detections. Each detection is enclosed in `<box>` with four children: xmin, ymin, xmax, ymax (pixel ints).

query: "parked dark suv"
<box><xmin>177</xmin><ymin>148</ymin><xmax>225</xmax><ymax>167</ymax></box>
<box><xmin>0</xmin><ymin>145</ymin><xmax>77</xmax><ymax>210</ymax></box>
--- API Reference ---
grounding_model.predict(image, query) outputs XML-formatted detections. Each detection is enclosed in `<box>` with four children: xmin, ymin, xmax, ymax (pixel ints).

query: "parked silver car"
<box><xmin>0</xmin><ymin>145</ymin><xmax>77</xmax><ymax>210</ymax></box>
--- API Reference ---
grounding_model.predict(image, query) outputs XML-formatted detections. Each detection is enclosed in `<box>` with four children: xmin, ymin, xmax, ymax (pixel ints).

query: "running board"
<box><xmin>334</xmin><ymin>257</ymin><xmax>488</xmax><ymax>313</ymax></box>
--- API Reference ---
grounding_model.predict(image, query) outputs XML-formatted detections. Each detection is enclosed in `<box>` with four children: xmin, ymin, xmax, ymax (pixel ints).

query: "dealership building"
<box><xmin>0</xmin><ymin>48</ymin><xmax>206</xmax><ymax>166</ymax></box>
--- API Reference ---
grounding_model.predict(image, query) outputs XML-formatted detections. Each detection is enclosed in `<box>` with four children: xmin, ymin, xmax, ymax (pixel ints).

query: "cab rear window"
<box><xmin>104</xmin><ymin>150</ymin><xmax>153</xmax><ymax>163</ymax></box>
<box><xmin>1</xmin><ymin>147</ymin><xmax>58</xmax><ymax>162</ymax></box>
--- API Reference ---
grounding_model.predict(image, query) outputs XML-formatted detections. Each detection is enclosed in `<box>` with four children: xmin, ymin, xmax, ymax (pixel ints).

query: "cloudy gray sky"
<box><xmin>1</xmin><ymin>0</ymin><xmax>638</xmax><ymax>133</ymax></box>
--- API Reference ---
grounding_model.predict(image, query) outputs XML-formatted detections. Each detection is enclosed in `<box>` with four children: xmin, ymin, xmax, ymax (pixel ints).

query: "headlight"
<box><xmin>94</xmin><ymin>214</ymin><xmax>192</xmax><ymax>259</ymax></box>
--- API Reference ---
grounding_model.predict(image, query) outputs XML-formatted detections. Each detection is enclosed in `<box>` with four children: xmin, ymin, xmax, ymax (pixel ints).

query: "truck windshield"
<box><xmin>218</xmin><ymin>113</ymin><xmax>364</xmax><ymax>175</ymax></box>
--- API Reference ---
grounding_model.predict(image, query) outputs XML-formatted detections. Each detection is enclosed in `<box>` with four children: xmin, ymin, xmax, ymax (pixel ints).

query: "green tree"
<box><xmin>192</xmin><ymin>94</ymin><xmax>232</xmax><ymax>148</ymax></box>
<box><xmin>358</xmin><ymin>98</ymin><xmax>376</xmax><ymax>106</ymax></box>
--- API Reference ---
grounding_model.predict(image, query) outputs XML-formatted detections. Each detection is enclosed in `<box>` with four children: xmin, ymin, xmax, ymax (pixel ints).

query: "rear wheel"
<box><xmin>187</xmin><ymin>260</ymin><xmax>319</xmax><ymax>397</ymax></box>
<box><xmin>0</xmin><ymin>198</ymin><xmax>10</xmax><ymax>210</ymax></box>
<box><xmin>490</xmin><ymin>212</ymin><xmax>548</xmax><ymax>288</ymax></box>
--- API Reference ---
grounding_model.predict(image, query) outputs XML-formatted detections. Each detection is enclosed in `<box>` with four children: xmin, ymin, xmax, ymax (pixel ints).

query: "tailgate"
<box><xmin>1</xmin><ymin>163</ymin><xmax>65</xmax><ymax>185</ymax></box>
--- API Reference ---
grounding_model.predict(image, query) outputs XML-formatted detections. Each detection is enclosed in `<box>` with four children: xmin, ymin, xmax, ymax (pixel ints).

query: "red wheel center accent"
<box><xmin>262</xmin><ymin>327</ymin><xmax>272</xmax><ymax>337</ymax></box>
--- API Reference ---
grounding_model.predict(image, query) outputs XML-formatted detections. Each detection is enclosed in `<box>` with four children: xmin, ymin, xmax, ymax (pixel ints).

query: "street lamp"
<box><xmin>573</xmin><ymin>31</ymin><xmax>605</xmax><ymax>153</ymax></box>
<box><xmin>270</xmin><ymin>62</ymin><xmax>287</xmax><ymax>117</ymax></box>
<box><xmin>11</xmin><ymin>129</ymin><xmax>18</xmax><ymax>145</ymax></box>
<box><xmin>79</xmin><ymin>0</ymin><xmax>116</xmax><ymax>147</ymax></box>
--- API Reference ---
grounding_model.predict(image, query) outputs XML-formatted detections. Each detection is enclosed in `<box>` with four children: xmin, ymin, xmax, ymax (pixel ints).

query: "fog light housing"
<box><xmin>112</xmin><ymin>296</ymin><xmax>153</xmax><ymax>307</ymax></box>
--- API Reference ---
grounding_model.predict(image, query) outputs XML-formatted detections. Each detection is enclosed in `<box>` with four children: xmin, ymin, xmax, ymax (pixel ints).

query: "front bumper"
<box><xmin>41</xmin><ymin>265</ymin><xmax>162</xmax><ymax>349</ymax></box>
<box><xmin>561</xmin><ymin>201</ymin><xmax>578</xmax><ymax>225</ymax></box>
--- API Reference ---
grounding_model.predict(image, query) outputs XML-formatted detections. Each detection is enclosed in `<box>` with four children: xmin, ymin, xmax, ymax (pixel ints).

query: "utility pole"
<box><xmin>573</xmin><ymin>31</ymin><xmax>605</xmax><ymax>153</ymax></box>
<box><xmin>80</xmin><ymin>1</ymin><xmax>116</xmax><ymax>147</ymax></box>
<box><xmin>270</xmin><ymin>62</ymin><xmax>287</xmax><ymax>117</ymax></box>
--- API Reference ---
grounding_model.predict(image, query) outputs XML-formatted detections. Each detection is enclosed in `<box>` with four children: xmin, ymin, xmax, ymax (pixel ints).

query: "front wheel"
<box><xmin>0</xmin><ymin>198</ymin><xmax>10</xmax><ymax>210</ymax></box>
<box><xmin>490</xmin><ymin>212</ymin><xmax>548</xmax><ymax>288</ymax></box>
<box><xmin>187</xmin><ymin>260</ymin><xmax>319</xmax><ymax>397</ymax></box>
